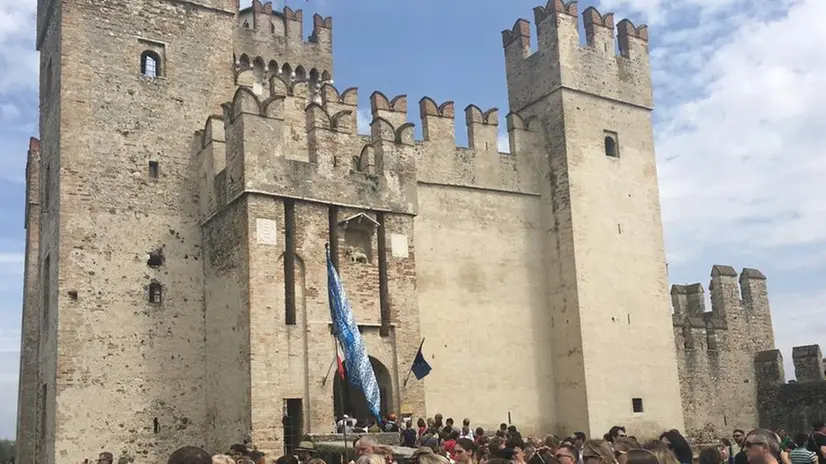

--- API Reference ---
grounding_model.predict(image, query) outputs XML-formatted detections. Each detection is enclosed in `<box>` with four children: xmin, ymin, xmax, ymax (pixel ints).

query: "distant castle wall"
<box><xmin>673</xmin><ymin>266</ymin><xmax>775</xmax><ymax>442</ymax></box>
<box><xmin>756</xmin><ymin>345</ymin><xmax>826</xmax><ymax>434</ymax></box>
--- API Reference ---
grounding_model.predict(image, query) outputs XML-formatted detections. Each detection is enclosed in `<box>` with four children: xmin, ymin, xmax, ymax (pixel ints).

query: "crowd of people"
<box><xmin>127</xmin><ymin>415</ymin><xmax>826</xmax><ymax>464</ymax></box>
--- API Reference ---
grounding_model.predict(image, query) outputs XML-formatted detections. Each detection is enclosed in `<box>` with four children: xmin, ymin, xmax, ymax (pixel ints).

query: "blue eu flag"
<box><xmin>411</xmin><ymin>339</ymin><xmax>432</xmax><ymax>380</ymax></box>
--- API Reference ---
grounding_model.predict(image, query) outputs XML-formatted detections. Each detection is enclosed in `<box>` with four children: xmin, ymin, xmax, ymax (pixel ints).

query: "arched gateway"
<box><xmin>333</xmin><ymin>356</ymin><xmax>393</xmax><ymax>422</ymax></box>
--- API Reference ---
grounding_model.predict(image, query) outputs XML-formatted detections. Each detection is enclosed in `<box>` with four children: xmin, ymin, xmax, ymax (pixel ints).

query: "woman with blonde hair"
<box><xmin>642</xmin><ymin>440</ymin><xmax>680</xmax><ymax>464</ymax></box>
<box><xmin>582</xmin><ymin>440</ymin><xmax>618</xmax><ymax>464</ymax></box>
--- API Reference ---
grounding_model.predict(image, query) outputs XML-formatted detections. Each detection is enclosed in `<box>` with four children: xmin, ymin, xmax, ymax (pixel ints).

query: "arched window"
<box><xmin>604</xmin><ymin>131</ymin><xmax>619</xmax><ymax>157</ymax></box>
<box><xmin>141</xmin><ymin>51</ymin><xmax>161</xmax><ymax>78</ymax></box>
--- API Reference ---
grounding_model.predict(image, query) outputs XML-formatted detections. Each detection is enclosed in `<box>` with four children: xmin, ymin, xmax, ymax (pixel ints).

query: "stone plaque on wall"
<box><xmin>391</xmin><ymin>234</ymin><xmax>409</xmax><ymax>258</ymax></box>
<box><xmin>256</xmin><ymin>218</ymin><xmax>278</xmax><ymax>245</ymax></box>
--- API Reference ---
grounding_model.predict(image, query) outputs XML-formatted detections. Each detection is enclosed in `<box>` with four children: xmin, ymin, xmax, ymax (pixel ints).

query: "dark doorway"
<box><xmin>333</xmin><ymin>356</ymin><xmax>393</xmax><ymax>423</ymax></box>
<box><xmin>283</xmin><ymin>398</ymin><xmax>303</xmax><ymax>455</ymax></box>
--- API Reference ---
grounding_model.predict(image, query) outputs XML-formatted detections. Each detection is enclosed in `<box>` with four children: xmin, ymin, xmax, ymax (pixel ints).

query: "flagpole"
<box><xmin>328</xmin><ymin>242</ymin><xmax>349</xmax><ymax>462</ymax></box>
<box><xmin>404</xmin><ymin>337</ymin><xmax>426</xmax><ymax>387</ymax></box>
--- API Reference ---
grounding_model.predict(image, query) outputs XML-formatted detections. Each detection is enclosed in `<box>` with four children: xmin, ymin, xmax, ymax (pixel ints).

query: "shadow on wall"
<box><xmin>756</xmin><ymin>344</ymin><xmax>826</xmax><ymax>435</ymax></box>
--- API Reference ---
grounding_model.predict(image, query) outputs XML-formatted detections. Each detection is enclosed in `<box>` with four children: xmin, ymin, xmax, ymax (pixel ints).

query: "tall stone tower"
<box><xmin>502</xmin><ymin>1</ymin><xmax>684</xmax><ymax>436</ymax></box>
<box><xmin>23</xmin><ymin>0</ymin><xmax>238</xmax><ymax>461</ymax></box>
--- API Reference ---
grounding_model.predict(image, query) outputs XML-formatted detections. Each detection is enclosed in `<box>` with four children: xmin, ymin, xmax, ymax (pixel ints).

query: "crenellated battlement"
<box><xmin>671</xmin><ymin>265</ymin><xmax>773</xmax><ymax>354</ymax></box>
<box><xmin>235</xmin><ymin>3</ymin><xmax>333</xmax><ymax>97</ymax></box>
<box><xmin>216</xmin><ymin>76</ymin><xmax>543</xmax><ymax>195</ymax></box>
<box><xmin>503</xmin><ymin>1</ymin><xmax>652</xmax><ymax>112</ymax></box>
<box><xmin>194</xmin><ymin>80</ymin><xmax>422</xmax><ymax>222</ymax></box>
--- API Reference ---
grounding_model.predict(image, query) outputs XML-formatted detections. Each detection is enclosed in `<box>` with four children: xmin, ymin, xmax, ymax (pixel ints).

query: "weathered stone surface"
<box><xmin>23</xmin><ymin>1</ymin><xmax>785</xmax><ymax>462</ymax></box>
<box><xmin>672</xmin><ymin>268</ymin><xmax>776</xmax><ymax>441</ymax></box>
<box><xmin>756</xmin><ymin>346</ymin><xmax>826</xmax><ymax>434</ymax></box>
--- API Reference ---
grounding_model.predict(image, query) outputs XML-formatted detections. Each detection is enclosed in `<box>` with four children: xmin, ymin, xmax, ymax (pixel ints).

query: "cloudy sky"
<box><xmin>0</xmin><ymin>0</ymin><xmax>824</xmax><ymax>440</ymax></box>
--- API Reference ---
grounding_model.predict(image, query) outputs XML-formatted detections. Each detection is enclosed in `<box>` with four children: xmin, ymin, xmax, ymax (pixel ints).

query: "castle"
<box><xmin>16</xmin><ymin>0</ymin><xmax>815</xmax><ymax>463</ymax></box>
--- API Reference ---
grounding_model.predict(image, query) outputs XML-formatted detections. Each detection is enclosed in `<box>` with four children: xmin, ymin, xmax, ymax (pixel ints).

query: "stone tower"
<box><xmin>19</xmin><ymin>0</ymin><xmax>334</xmax><ymax>462</ymax></box>
<box><xmin>501</xmin><ymin>1</ymin><xmax>684</xmax><ymax>436</ymax></box>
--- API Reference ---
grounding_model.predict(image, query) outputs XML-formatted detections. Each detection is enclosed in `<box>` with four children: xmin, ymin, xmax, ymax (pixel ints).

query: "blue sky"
<box><xmin>0</xmin><ymin>0</ymin><xmax>824</xmax><ymax>440</ymax></box>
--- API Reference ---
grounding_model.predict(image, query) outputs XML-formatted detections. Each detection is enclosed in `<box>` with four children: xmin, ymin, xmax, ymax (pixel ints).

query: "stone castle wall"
<box><xmin>17</xmin><ymin>0</ymin><xmax>758</xmax><ymax>462</ymax></box>
<box><xmin>672</xmin><ymin>267</ymin><xmax>775</xmax><ymax>442</ymax></box>
<box><xmin>755</xmin><ymin>346</ymin><xmax>826</xmax><ymax>435</ymax></box>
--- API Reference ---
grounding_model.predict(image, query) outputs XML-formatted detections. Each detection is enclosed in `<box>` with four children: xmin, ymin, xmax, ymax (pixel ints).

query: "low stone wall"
<box><xmin>308</xmin><ymin>432</ymin><xmax>400</xmax><ymax>446</ymax></box>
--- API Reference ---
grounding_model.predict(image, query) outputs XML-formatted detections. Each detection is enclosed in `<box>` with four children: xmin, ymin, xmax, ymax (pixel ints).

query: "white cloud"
<box><xmin>595</xmin><ymin>0</ymin><xmax>826</xmax><ymax>265</ymax></box>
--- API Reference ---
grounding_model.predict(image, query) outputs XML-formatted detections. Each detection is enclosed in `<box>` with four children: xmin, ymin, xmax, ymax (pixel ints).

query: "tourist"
<box><xmin>418</xmin><ymin>418</ymin><xmax>428</xmax><ymax>440</ymax></box>
<box><xmin>790</xmin><ymin>433</ymin><xmax>818</xmax><ymax>464</ymax></box>
<box><xmin>743</xmin><ymin>429</ymin><xmax>782</xmax><ymax>464</ymax></box>
<box><xmin>734</xmin><ymin>430</ymin><xmax>748</xmax><ymax>464</ymax></box>
<box><xmin>167</xmin><ymin>446</ymin><xmax>212</xmax><ymax>464</ymax></box>
<box><xmin>402</xmin><ymin>421</ymin><xmax>418</xmax><ymax>448</ymax></box>
<box><xmin>296</xmin><ymin>441</ymin><xmax>317</xmax><ymax>464</ymax></box>
<box><xmin>97</xmin><ymin>452</ymin><xmax>114</xmax><ymax>464</ymax></box>
<box><xmin>808</xmin><ymin>422</ymin><xmax>826</xmax><ymax>464</ymax></box>
<box><xmin>556</xmin><ymin>444</ymin><xmax>580</xmax><ymax>464</ymax></box>
<box><xmin>455</xmin><ymin>438</ymin><xmax>478</xmax><ymax>464</ymax></box>
<box><xmin>698</xmin><ymin>447</ymin><xmax>722</xmax><ymax>464</ymax></box>
<box><xmin>605</xmin><ymin>427</ymin><xmax>627</xmax><ymax>444</ymax></box>
<box><xmin>642</xmin><ymin>440</ymin><xmax>679</xmax><ymax>464</ymax></box>
<box><xmin>581</xmin><ymin>440</ymin><xmax>618</xmax><ymax>464</ymax></box>
<box><xmin>660</xmin><ymin>430</ymin><xmax>693</xmax><ymax>464</ymax></box>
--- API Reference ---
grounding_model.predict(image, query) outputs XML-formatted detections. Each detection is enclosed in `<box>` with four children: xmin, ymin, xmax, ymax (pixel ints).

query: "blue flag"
<box><xmin>326</xmin><ymin>246</ymin><xmax>381</xmax><ymax>420</ymax></box>
<box><xmin>411</xmin><ymin>339</ymin><xmax>431</xmax><ymax>380</ymax></box>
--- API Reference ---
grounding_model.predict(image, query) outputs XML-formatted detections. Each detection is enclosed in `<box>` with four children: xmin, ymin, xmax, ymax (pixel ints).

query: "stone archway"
<box><xmin>333</xmin><ymin>356</ymin><xmax>393</xmax><ymax>423</ymax></box>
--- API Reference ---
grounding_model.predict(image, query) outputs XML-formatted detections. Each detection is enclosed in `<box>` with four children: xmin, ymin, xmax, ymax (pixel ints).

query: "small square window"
<box><xmin>149</xmin><ymin>282</ymin><xmax>163</xmax><ymax>304</ymax></box>
<box><xmin>632</xmin><ymin>398</ymin><xmax>644</xmax><ymax>413</ymax></box>
<box><xmin>148</xmin><ymin>161</ymin><xmax>159</xmax><ymax>179</ymax></box>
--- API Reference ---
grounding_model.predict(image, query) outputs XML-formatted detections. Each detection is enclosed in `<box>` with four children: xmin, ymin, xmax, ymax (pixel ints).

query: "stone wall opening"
<box><xmin>333</xmin><ymin>356</ymin><xmax>392</xmax><ymax>422</ymax></box>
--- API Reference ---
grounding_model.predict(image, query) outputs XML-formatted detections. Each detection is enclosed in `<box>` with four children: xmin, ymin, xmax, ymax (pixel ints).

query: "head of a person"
<box><xmin>418</xmin><ymin>418</ymin><xmax>426</xmax><ymax>428</ymax></box>
<box><xmin>446</xmin><ymin>418</ymin><xmax>455</xmax><ymax>427</ymax></box>
<box><xmin>212</xmin><ymin>455</ymin><xmax>236</xmax><ymax>464</ymax></box>
<box><xmin>98</xmin><ymin>452</ymin><xmax>114</xmax><ymax>464</ymax></box>
<box><xmin>490</xmin><ymin>436</ymin><xmax>506</xmax><ymax>451</ymax></box>
<box><xmin>606</xmin><ymin>427</ymin><xmax>627</xmax><ymax>443</ymax></box>
<box><xmin>500</xmin><ymin>424</ymin><xmax>508</xmax><ymax>432</ymax></box>
<box><xmin>744</xmin><ymin>429</ymin><xmax>780</xmax><ymax>463</ymax></box>
<box><xmin>614</xmin><ymin>437</ymin><xmax>641</xmax><ymax>464</ymax></box>
<box><xmin>455</xmin><ymin>438</ymin><xmax>478</xmax><ymax>464</ymax></box>
<box><xmin>435</xmin><ymin>414</ymin><xmax>444</xmax><ymax>427</ymax></box>
<box><xmin>544</xmin><ymin>435</ymin><xmax>562</xmax><ymax>452</ymax></box>
<box><xmin>733</xmin><ymin>430</ymin><xmax>746</xmax><ymax>446</ymax></box>
<box><xmin>276</xmin><ymin>456</ymin><xmax>300</xmax><ymax>464</ymax></box>
<box><xmin>574</xmin><ymin>433</ymin><xmax>587</xmax><ymax>449</ymax></box>
<box><xmin>626</xmin><ymin>449</ymin><xmax>661</xmax><ymax>464</ymax></box>
<box><xmin>249</xmin><ymin>452</ymin><xmax>268</xmax><ymax>464</ymax></box>
<box><xmin>698</xmin><ymin>447</ymin><xmax>722</xmax><ymax>464</ymax></box>
<box><xmin>356</xmin><ymin>455</ymin><xmax>386</xmax><ymax>464</ymax></box>
<box><xmin>641</xmin><ymin>440</ymin><xmax>679</xmax><ymax>464</ymax></box>
<box><xmin>417</xmin><ymin>453</ymin><xmax>450</xmax><ymax>464</ymax></box>
<box><xmin>582</xmin><ymin>440</ymin><xmax>617</xmax><ymax>464</ymax></box>
<box><xmin>721</xmin><ymin>438</ymin><xmax>732</xmax><ymax>448</ymax></box>
<box><xmin>167</xmin><ymin>446</ymin><xmax>213</xmax><ymax>464</ymax></box>
<box><xmin>660</xmin><ymin>430</ymin><xmax>693</xmax><ymax>464</ymax></box>
<box><xmin>814</xmin><ymin>422</ymin><xmax>826</xmax><ymax>434</ymax></box>
<box><xmin>464</xmin><ymin>418</ymin><xmax>471</xmax><ymax>427</ymax></box>
<box><xmin>296</xmin><ymin>441</ymin><xmax>316</xmax><ymax>461</ymax></box>
<box><xmin>794</xmin><ymin>433</ymin><xmax>810</xmax><ymax>448</ymax></box>
<box><xmin>555</xmin><ymin>444</ymin><xmax>580</xmax><ymax>464</ymax></box>
<box><xmin>356</xmin><ymin>435</ymin><xmax>380</xmax><ymax>456</ymax></box>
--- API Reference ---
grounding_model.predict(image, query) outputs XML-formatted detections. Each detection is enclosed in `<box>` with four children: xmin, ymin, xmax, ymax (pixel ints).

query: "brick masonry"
<box><xmin>18</xmin><ymin>1</ymin><xmax>802</xmax><ymax>463</ymax></box>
